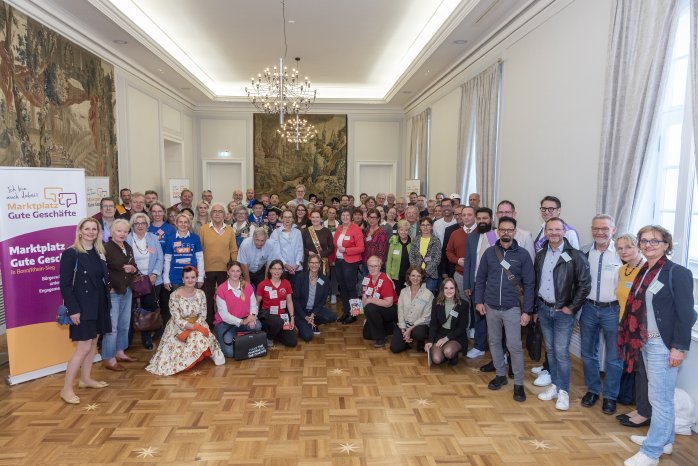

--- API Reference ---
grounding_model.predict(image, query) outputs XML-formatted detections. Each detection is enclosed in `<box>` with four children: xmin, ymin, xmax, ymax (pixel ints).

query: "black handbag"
<box><xmin>230</xmin><ymin>331</ymin><xmax>268</xmax><ymax>361</ymax></box>
<box><xmin>526</xmin><ymin>320</ymin><xmax>543</xmax><ymax>362</ymax></box>
<box><xmin>57</xmin><ymin>255</ymin><xmax>78</xmax><ymax>326</ymax></box>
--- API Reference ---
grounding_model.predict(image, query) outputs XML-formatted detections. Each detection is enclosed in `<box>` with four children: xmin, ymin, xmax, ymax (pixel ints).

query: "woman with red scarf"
<box><xmin>619</xmin><ymin>225</ymin><xmax>695</xmax><ymax>466</ymax></box>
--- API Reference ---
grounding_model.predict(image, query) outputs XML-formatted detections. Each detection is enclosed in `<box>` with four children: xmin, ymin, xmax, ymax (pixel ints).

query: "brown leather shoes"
<box><xmin>103</xmin><ymin>361</ymin><xmax>126</xmax><ymax>371</ymax></box>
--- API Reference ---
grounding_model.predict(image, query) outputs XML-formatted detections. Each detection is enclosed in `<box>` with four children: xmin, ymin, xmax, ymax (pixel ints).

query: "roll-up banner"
<box><xmin>0</xmin><ymin>167</ymin><xmax>86</xmax><ymax>385</ymax></box>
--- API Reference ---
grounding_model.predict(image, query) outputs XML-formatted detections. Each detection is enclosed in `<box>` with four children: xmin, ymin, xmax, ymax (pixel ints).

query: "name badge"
<box><xmin>449</xmin><ymin>310</ymin><xmax>459</xmax><ymax>318</ymax></box>
<box><xmin>373</xmin><ymin>292</ymin><xmax>381</xmax><ymax>299</ymax></box>
<box><xmin>366</xmin><ymin>235</ymin><xmax>372</xmax><ymax>241</ymax></box>
<box><xmin>280</xmin><ymin>300</ymin><xmax>287</xmax><ymax>309</ymax></box>
<box><xmin>264</xmin><ymin>286</ymin><xmax>272</xmax><ymax>292</ymax></box>
<box><xmin>393</xmin><ymin>250</ymin><xmax>400</xmax><ymax>255</ymax></box>
<box><xmin>500</xmin><ymin>259</ymin><xmax>511</xmax><ymax>270</ymax></box>
<box><xmin>317</xmin><ymin>278</ymin><xmax>325</xmax><ymax>285</ymax></box>
<box><xmin>269</xmin><ymin>289</ymin><xmax>278</xmax><ymax>299</ymax></box>
<box><xmin>561</xmin><ymin>252</ymin><xmax>572</xmax><ymax>262</ymax></box>
<box><xmin>362</xmin><ymin>277</ymin><xmax>370</xmax><ymax>286</ymax></box>
<box><xmin>270</xmin><ymin>306</ymin><xmax>279</xmax><ymax>315</ymax></box>
<box><xmin>424</xmin><ymin>256</ymin><xmax>431</xmax><ymax>262</ymax></box>
<box><xmin>625</xmin><ymin>281</ymin><xmax>632</xmax><ymax>289</ymax></box>
<box><xmin>377</xmin><ymin>279</ymin><xmax>383</xmax><ymax>287</ymax></box>
<box><xmin>648</xmin><ymin>281</ymin><xmax>664</xmax><ymax>294</ymax></box>
<box><xmin>343</xmin><ymin>236</ymin><xmax>350</xmax><ymax>242</ymax></box>
<box><xmin>365</xmin><ymin>287</ymin><xmax>374</xmax><ymax>296</ymax></box>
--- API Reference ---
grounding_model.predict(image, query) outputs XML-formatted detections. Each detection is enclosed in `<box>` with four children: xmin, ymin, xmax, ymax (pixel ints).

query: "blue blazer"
<box><xmin>292</xmin><ymin>271</ymin><xmax>330</xmax><ymax>318</ymax></box>
<box><xmin>59</xmin><ymin>247</ymin><xmax>110</xmax><ymax>319</ymax></box>
<box><xmin>650</xmin><ymin>260</ymin><xmax>696</xmax><ymax>351</ymax></box>
<box><xmin>127</xmin><ymin>232</ymin><xmax>165</xmax><ymax>285</ymax></box>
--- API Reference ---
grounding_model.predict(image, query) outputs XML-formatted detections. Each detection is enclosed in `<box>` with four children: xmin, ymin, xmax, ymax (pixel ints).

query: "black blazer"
<box><xmin>292</xmin><ymin>271</ymin><xmax>330</xmax><ymax>318</ymax></box>
<box><xmin>428</xmin><ymin>300</ymin><xmax>469</xmax><ymax>346</ymax></box>
<box><xmin>648</xmin><ymin>260</ymin><xmax>696</xmax><ymax>351</ymax></box>
<box><xmin>59</xmin><ymin>247</ymin><xmax>109</xmax><ymax>320</ymax></box>
<box><xmin>439</xmin><ymin>223</ymin><xmax>459</xmax><ymax>277</ymax></box>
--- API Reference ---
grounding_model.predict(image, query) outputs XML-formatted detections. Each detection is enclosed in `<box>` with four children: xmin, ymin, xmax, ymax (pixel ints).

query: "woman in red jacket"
<box><xmin>333</xmin><ymin>208</ymin><xmax>365</xmax><ymax>324</ymax></box>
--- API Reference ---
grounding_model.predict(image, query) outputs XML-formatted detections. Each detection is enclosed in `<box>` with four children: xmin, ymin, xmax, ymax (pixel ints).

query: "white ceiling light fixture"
<box><xmin>277</xmin><ymin>115</ymin><xmax>317</xmax><ymax>149</ymax></box>
<box><xmin>245</xmin><ymin>0</ymin><xmax>316</xmax><ymax>124</ymax></box>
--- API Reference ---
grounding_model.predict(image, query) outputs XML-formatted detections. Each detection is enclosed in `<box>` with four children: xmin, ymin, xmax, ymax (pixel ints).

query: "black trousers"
<box><xmin>363</xmin><ymin>303</ymin><xmax>397</xmax><ymax>341</ymax></box>
<box><xmin>249</xmin><ymin>268</ymin><xmax>267</xmax><ymax>288</ymax></box>
<box><xmin>203</xmin><ymin>271</ymin><xmax>228</xmax><ymax>327</ymax></box>
<box><xmin>335</xmin><ymin>259</ymin><xmax>359</xmax><ymax>318</ymax></box>
<box><xmin>390</xmin><ymin>324</ymin><xmax>429</xmax><ymax>353</ymax></box>
<box><xmin>258</xmin><ymin>309</ymin><xmax>298</xmax><ymax>347</ymax></box>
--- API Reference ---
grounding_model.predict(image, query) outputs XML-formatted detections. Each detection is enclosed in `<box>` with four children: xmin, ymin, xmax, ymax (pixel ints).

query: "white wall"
<box><xmin>428</xmin><ymin>87</ymin><xmax>461</xmax><ymax>198</ymax></box>
<box><xmin>498</xmin><ymin>0</ymin><xmax>612</xmax><ymax>242</ymax></box>
<box><xmin>350</xmin><ymin>117</ymin><xmax>403</xmax><ymax>197</ymax></box>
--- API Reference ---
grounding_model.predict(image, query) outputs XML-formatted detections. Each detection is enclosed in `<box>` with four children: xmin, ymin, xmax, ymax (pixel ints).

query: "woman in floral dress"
<box><xmin>146</xmin><ymin>266</ymin><xmax>223</xmax><ymax>375</ymax></box>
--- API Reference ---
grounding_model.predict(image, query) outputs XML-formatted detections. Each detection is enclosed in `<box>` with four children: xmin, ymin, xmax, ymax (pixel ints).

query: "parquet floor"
<box><xmin>1</xmin><ymin>308</ymin><xmax>697</xmax><ymax>465</ymax></box>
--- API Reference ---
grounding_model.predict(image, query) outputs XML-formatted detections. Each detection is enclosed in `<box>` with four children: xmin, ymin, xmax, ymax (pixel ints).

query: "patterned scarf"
<box><xmin>617</xmin><ymin>255</ymin><xmax>666</xmax><ymax>373</ymax></box>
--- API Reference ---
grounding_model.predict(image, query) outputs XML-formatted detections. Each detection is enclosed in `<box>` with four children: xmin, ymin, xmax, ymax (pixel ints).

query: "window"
<box><xmin>633</xmin><ymin>1</ymin><xmax>697</xmax><ymax>333</ymax></box>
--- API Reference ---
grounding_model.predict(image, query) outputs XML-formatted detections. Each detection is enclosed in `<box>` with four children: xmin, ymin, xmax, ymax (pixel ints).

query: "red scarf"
<box><xmin>617</xmin><ymin>255</ymin><xmax>666</xmax><ymax>373</ymax></box>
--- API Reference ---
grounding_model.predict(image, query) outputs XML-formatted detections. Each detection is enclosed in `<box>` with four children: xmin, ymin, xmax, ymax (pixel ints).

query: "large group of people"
<box><xmin>59</xmin><ymin>185</ymin><xmax>695</xmax><ymax>466</ymax></box>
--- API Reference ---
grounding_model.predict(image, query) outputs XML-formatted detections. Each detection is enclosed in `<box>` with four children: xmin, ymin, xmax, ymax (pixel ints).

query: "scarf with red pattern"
<box><xmin>617</xmin><ymin>255</ymin><xmax>666</xmax><ymax>373</ymax></box>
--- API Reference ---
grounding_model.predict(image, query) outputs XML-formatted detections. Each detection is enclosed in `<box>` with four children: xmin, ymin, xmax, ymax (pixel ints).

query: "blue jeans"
<box><xmin>102</xmin><ymin>288</ymin><xmax>133</xmax><ymax>359</ymax></box>
<box><xmin>538</xmin><ymin>301</ymin><xmax>576</xmax><ymax>392</ymax></box>
<box><xmin>641</xmin><ymin>338</ymin><xmax>678</xmax><ymax>460</ymax></box>
<box><xmin>295</xmin><ymin>306</ymin><xmax>338</xmax><ymax>341</ymax></box>
<box><xmin>214</xmin><ymin>320</ymin><xmax>263</xmax><ymax>358</ymax></box>
<box><xmin>580</xmin><ymin>301</ymin><xmax>623</xmax><ymax>399</ymax></box>
<box><xmin>425</xmin><ymin>277</ymin><xmax>439</xmax><ymax>295</ymax></box>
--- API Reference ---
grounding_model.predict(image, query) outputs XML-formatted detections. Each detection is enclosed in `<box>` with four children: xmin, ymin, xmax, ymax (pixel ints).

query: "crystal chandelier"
<box><xmin>277</xmin><ymin>115</ymin><xmax>317</xmax><ymax>148</ymax></box>
<box><xmin>245</xmin><ymin>1</ymin><xmax>316</xmax><ymax>124</ymax></box>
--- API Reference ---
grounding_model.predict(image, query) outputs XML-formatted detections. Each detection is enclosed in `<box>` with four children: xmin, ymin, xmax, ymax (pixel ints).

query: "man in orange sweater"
<box><xmin>199</xmin><ymin>202</ymin><xmax>238</xmax><ymax>327</ymax></box>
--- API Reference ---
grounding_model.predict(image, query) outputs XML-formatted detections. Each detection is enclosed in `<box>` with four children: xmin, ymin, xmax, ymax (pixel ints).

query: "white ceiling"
<box><xmin>16</xmin><ymin>0</ymin><xmax>535</xmax><ymax>108</ymax></box>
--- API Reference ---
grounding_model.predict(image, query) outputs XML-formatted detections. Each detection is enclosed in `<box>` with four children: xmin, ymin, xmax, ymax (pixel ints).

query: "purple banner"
<box><xmin>0</xmin><ymin>225</ymin><xmax>75</xmax><ymax>329</ymax></box>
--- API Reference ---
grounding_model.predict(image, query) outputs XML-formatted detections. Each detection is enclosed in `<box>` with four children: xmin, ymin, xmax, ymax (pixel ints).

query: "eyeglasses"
<box><xmin>420</xmin><ymin>224</ymin><xmax>432</xmax><ymax>228</ymax></box>
<box><xmin>639</xmin><ymin>239</ymin><xmax>666</xmax><ymax>247</ymax></box>
<box><xmin>591</xmin><ymin>227</ymin><xmax>610</xmax><ymax>232</ymax></box>
<box><xmin>497</xmin><ymin>228</ymin><xmax>515</xmax><ymax>234</ymax></box>
<box><xmin>133</xmin><ymin>222</ymin><xmax>147</xmax><ymax>226</ymax></box>
<box><xmin>539</xmin><ymin>207</ymin><xmax>558</xmax><ymax>213</ymax></box>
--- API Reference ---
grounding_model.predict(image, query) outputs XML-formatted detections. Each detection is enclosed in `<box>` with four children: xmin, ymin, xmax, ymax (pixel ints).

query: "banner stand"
<box><xmin>6</xmin><ymin>355</ymin><xmax>101</xmax><ymax>386</ymax></box>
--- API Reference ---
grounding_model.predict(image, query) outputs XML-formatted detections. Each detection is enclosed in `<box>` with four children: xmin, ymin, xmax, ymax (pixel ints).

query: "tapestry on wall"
<box><xmin>0</xmin><ymin>4</ymin><xmax>118</xmax><ymax>194</ymax></box>
<box><xmin>253</xmin><ymin>114</ymin><xmax>347</xmax><ymax>203</ymax></box>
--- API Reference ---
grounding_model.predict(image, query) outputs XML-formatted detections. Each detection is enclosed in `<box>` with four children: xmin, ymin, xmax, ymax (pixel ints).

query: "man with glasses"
<box><xmin>495</xmin><ymin>200</ymin><xmax>535</xmax><ymax>260</ymax></box>
<box><xmin>578</xmin><ymin>214</ymin><xmax>623</xmax><ymax>415</ymax></box>
<box><xmin>473</xmin><ymin>217</ymin><xmax>535</xmax><ymax>401</ymax></box>
<box><xmin>395</xmin><ymin>197</ymin><xmax>407</xmax><ymax>220</ymax></box>
<box><xmin>199</xmin><ymin>202</ymin><xmax>239</xmax><ymax>326</ymax></box>
<box><xmin>534</xmin><ymin>196</ymin><xmax>580</xmax><ymax>252</ymax></box>
<box><xmin>446</xmin><ymin>205</ymin><xmax>474</xmax><ymax>292</ymax></box>
<box><xmin>130</xmin><ymin>192</ymin><xmax>147</xmax><ymax>215</ymax></box>
<box><xmin>535</xmin><ymin>217</ymin><xmax>590</xmax><ymax>411</ymax></box>
<box><xmin>288</xmin><ymin>184</ymin><xmax>309</xmax><ymax>208</ymax></box>
<box><xmin>96</xmin><ymin>197</ymin><xmax>117</xmax><ymax>242</ymax></box>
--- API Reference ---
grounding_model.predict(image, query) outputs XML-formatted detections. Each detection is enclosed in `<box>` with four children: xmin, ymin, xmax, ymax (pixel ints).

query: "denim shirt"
<box><xmin>539</xmin><ymin>242</ymin><xmax>563</xmax><ymax>303</ymax></box>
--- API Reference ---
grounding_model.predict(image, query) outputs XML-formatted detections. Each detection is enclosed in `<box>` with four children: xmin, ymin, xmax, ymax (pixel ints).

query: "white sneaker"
<box><xmin>266</xmin><ymin>339</ymin><xmax>274</xmax><ymax>347</ymax></box>
<box><xmin>630</xmin><ymin>435</ymin><xmax>672</xmax><ymax>455</ymax></box>
<box><xmin>468</xmin><ymin>328</ymin><xmax>475</xmax><ymax>339</ymax></box>
<box><xmin>330</xmin><ymin>295</ymin><xmax>337</xmax><ymax>304</ymax></box>
<box><xmin>555</xmin><ymin>389</ymin><xmax>569</xmax><ymax>411</ymax></box>
<box><xmin>313</xmin><ymin>326</ymin><xmax>321</xmax><ymax>336</ymax></box>
<box><xmin>624</xmin><ymin>451</ymin><xmax>659</xmax><ymax>466</ymax></box>
<box><xmin>466</xmin><ymin>348</ymin><xmax>485</xmax><ymax>359</ymax></box>
<box><xmin>537</xmin><ymin>384</ymin><xmax>558</xmax><ymax>401</ymax></box>
<box><xmin>533</xmin><ymin>370</ymin><xmax>552</xmax><ymax>387</ymax></box>
<box><xmin>531</xmin><ymin>365</ymin><xmax>544</xmax><ymax>375</ymax></box>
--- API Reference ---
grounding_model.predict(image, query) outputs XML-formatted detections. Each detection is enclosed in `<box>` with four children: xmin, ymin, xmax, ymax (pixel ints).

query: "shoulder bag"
<box><xmin>56</xmin><ymin>254</ymin><xmax>78</xmax><ymax>326</ymax></box>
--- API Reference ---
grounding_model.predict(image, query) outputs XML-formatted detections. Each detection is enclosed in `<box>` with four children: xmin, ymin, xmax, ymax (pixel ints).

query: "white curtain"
<box><xmin>691</xmin><ymin>0</ymin><xmax>697</xmax><ymax>174</ymax></box>
<box><xmin>456</xmin><ymin>63</ymin><xmax>501</xmax><ymax>209</ymax></box>
<box><xmin>597</xmin><ymin>0</ymin><xmax>679</xmax><ymax>234</ymax></box>
<box><xmin>408</xmin><ymin>109</ymin><xmax>429</xmax><ymax>194</ymax></box>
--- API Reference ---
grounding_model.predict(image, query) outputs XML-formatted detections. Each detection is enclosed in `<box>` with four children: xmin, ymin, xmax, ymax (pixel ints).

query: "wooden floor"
<box><xmin>1</xmin><ymin>309</ymin><xmax>697</xmax><ymax>465</ymax></box>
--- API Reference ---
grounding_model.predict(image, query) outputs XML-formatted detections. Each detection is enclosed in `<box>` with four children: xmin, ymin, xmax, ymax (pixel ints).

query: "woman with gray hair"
<box><xmin>231</xmin><ymin>205</ymin><xmax>255</xmax><ymax>248</ymax></box>
<box><xmin>127</xmin><ymin>212</ymin><xmax>164</xmax><ymax>350</ymax></box>
<box><xmin>103</xmin><ymin>218</ymin><xmax>139</xmax><ymax>370</ymax></box>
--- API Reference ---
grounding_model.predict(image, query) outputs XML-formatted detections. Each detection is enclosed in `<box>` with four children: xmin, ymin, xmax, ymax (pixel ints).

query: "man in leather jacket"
<box><xmin>534</xmin><ymin>217</ymin><xmax>591</xmax><ymax>411</ymax></box>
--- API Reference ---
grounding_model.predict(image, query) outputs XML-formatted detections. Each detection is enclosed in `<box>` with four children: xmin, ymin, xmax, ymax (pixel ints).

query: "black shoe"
<box><xmin>448</xmin><ymin>355</ymin><xmax>459</xmax><ymax>366</ymax></box>
<box><xmin>480</xmin><ymin>361</ymin><xmax>495</xmax><ymax>372</ymax></box>
<box><xmin>513</xmin><ymin>384</ymin><xmax>526</xmax><ymax>402</ymax></box>
<box><xmin>616</xmin><ymin>413</ymin><xmax>630</xmax><ymax>422</ymax></box>
<box><xmin>143</xmin><ymin>342</ymin><xmax>153</xmax><ymax>350</ymax></box>
<box><xmin>342</xmin><ymin>316</ymin><xmax>357</xmax><ymax>325</ymax></box>
<box><xmin>602</xmin><ymin>398</ymin><xmax>617</xmax><ymax>415</ymax></box>
<box><xmin>619</xmin><ymin>417</ymin><xmax>650</xmax><ymax>427</ymax></box>
<box><xmin>488</xmin><ymin>375</ymin><xmax>508</xmax><ymax>390</ymax></box>
<box><xmin>374</xmin><ymin>339</ymin><xmax>385</xmax><ymax>348</ymax></box>
<box><xmin>581</xmin><ymin>392</ymin><xmax>599</xmax><ymax>408</ymax></box>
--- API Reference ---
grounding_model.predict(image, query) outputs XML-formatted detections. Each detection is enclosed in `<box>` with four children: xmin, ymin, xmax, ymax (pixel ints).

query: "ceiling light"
<box><xmin>277</xmin><ymin>115</ymin><xmax>317</xmax><ymax>149</ymax></box>
<box><xmin>112</xmin><ymin>39</ymin><xmax>128</xmax><ymax>45</ymax></box>
<box><xmin>245</xmin><ymin>0</ymin><xmax>316</xmax><ymax>124</ymax></box>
